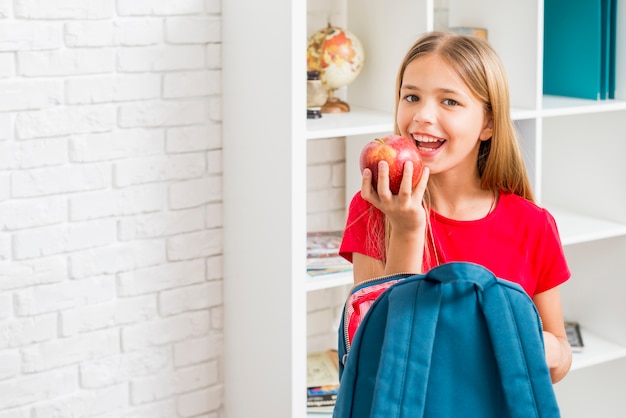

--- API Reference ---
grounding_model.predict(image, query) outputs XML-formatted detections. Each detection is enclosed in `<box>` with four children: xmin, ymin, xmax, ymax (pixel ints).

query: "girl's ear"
<box><xmin>479</xmin><ymin>117</ymin><xmax>493</xmax><ymax>141</ymax></box>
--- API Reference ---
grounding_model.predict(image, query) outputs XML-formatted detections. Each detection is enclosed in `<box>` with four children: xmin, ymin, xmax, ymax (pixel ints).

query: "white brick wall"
<box><xmin>0</xmin><ymin>0</ymin><xmax>225</xmax><ymax>415</ymax></box>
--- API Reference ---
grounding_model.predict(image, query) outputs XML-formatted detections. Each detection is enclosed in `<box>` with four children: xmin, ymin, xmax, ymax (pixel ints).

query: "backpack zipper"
<box><xmin>342</xmin><ymin>272</ymin><xmax>414</xmax><ymax>364</ymax></box>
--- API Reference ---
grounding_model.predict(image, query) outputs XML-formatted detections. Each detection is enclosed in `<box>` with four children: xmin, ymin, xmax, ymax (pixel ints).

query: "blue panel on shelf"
<box><xmin>543</xmin><ymin>0</ymin><xmax>603</xmax><ymax>100</ymax></box>
<box><xmin>543</xmin><ymin>0</ymin><xmax>618</xmax><ymax>101</ymax></box>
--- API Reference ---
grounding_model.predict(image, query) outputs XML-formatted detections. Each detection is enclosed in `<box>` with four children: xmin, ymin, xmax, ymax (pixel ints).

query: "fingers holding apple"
<box><xmin>359</xmin><ymin>134</ymin><xmax>424</xmax><ymax>195</ymax></box>
<box><xmin>398</xmin><ymin>160</ymin><xmax>418</xmax><ymax>196</ymax></box>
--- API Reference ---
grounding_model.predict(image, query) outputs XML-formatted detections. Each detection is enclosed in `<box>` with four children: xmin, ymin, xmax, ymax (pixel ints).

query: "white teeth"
<box><xmin>413</xmin><ymin>135</ymin><xmax>445</xmax><ymax>152</ymax></box>
<box><xmin>413</xmin><ymin>135</ymin><xmax>442</xmax><ymax>143</ymax></box>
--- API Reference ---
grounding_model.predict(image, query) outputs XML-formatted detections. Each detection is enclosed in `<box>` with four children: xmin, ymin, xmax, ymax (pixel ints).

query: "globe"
<box><xmin>307</xmin><ymin>24</ymin><xmax>365</xmax><ymax>112</ymax></box>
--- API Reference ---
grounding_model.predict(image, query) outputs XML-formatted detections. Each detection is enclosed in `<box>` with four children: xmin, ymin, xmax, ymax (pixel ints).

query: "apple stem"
<box><xmin>375</xmin><ymin>137</ymin><xmax>384</xmax><ymax>144</ymax></box>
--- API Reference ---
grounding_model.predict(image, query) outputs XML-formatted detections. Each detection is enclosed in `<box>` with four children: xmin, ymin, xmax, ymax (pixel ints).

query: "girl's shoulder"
<box><xmin>498</xmin><ymin>192</ymin><xmax>558</xmax><ymax>226</ymax></box>
<box><xmin>499</xmin><ymin>192</ymin><xmax>546</xmax><ymax>214</ymax></box>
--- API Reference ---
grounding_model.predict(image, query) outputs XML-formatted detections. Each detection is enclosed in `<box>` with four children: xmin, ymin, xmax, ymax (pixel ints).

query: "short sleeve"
<box><xmin>339</xmin><ymin>192</ymin><xmax>385</xmax><ymax>263</ymax></box>
<box><xmin>533</xmin><ymin>209</ymin><xmax>571</xmax><ymax>294</ymax></box>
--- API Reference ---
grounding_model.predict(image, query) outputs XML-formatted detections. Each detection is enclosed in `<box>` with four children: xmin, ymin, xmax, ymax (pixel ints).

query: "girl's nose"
<box><xmin>412</xmin><ymin>100</ymin><xmax>435</xmax><ymax>124</ymax></box>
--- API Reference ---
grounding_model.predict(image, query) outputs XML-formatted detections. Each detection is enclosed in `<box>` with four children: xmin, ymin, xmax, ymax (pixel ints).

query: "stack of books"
<box><xmin>543</xmin><ymin>0</ymin><xmax>618</xmax><ymax>100</ymax></box>
<box><xmin>307</xmin><ymin>231</ymin><xmax>352</xmax><ymax>278</ymax></box>
<box><xmin>565</xmin><ymin>321</ymin><xmax>585</xmax><ymax>352</ymax></box>
<box><xmin>307</xmin><ymin>349</ymin><xmax>340</xmax><ymax>413</ymax></box>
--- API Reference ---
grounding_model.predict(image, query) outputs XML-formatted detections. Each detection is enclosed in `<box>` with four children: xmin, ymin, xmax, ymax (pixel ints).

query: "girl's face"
<box><xmin>396</xmin><ymin>54</ymin><xmax>493</xmax><ymax>177</ymax></box>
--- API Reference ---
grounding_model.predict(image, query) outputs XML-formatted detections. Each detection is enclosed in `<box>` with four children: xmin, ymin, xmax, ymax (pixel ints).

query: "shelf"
<box><xmin>542</xmin><ymin>95</ymin><xmax>626</xmax><ymax>118</ymax></box>
<box><xmin>306</xmin><ymin>106</ymin><xmax>538</xmax><ymax>141</ymax></box>
<box><xmin>548</xmin><ymin>208</ymin><xmax>626</xmax><ymax>246</ymax></box>
<box><xmin>570</xmin><ymin>328</ymin><xmax>626</xmax><ymax>371</ymax></box>
<box><xmin>306</xmin><ymin>106</ymin><xmax>393</xmax><ymax>140</ymax></box>
<box><xmin>305</xmin><ymin>270</ymin><xmax>354</xmax><ymax>292</ymax></box>
<box><xmin>307</xmin><ymin>411</ymin><xmax>333</xmax><ymax>417</ymax></box>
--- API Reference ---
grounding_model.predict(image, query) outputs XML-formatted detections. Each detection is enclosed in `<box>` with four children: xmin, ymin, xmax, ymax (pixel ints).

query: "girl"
<box><xmin>339</xmin><ymin>31</ymin><xmax>572</xmax><ymax>383</ymax></box>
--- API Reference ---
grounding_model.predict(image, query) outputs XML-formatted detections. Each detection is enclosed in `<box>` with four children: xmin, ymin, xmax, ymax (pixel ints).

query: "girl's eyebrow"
<box><xmin>400</xmin><ymin>84</ymin><xmax>466</xmax><ymax>96</ymax></box>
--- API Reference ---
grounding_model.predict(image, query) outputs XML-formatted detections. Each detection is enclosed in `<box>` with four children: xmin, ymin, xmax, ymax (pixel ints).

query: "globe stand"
<box><xmin>321</xmin><ymin>89</ymin><xmax>350</xmax><ymax>113</ymax></box>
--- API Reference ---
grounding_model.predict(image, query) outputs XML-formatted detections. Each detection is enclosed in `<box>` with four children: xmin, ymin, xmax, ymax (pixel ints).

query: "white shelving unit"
<box><xmin>224</xmin><ymin>0</ymin><xmax>626</xmax><ymax>417</ymax></box>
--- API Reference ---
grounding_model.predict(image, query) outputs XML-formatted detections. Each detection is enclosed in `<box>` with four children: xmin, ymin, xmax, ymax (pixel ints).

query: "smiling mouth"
<box><xmin>412</xmin><ymin>135</ymin><xmax>446</xmax><ymax>152</ymax></box>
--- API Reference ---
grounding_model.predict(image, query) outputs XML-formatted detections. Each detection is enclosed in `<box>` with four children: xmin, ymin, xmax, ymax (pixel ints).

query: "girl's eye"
<box><xmin>442</xmin><ymin>98</ymin><xmax>459</xmax><ymax>106</ymax></box>
<box><xmin>405</xmin><ymin>94</ymin><xmax>419</xmax><ymax>103</ymax></box>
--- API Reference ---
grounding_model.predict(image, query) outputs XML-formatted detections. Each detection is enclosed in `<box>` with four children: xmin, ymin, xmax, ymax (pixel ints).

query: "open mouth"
<box><xmin>413</xmin><ymin>135</ymin><xmax>446</xmax><ymax>152</ymax></box>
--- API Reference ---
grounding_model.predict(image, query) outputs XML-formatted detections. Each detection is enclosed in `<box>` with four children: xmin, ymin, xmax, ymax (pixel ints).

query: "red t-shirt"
<box><xmin>340</xmin><ymin>191</ymin><xmax>571</xmax><ymax>296</ymax></box>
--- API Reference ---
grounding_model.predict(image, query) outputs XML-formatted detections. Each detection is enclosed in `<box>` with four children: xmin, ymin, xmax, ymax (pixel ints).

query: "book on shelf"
<box><xmin>307</xmin><ymin>231</ymin><xmax>352</xmax><ymax>277</ymax></box>
<box><xmin>307</xmin><ymin>349</ymin><xmax>340</xmax><ymax>412</ymax></box>
<box><xmin>565</xmin><ymin>321</ymin><xmax>585</xmax><ymax>352</ymax></box>
<box><xmin>606</xmin><ymin>0</ymin><xmax>617</xmax><ymax>99</ymax></box>
<box><xmin>543</xmin><ymin>0</ymin><xmax>617</xmax><ymax>100</ymax></box>
<box><xmin>448</xmin><ymin>26</ymin><xmax>488</xmax><ymax>41</ymax></box>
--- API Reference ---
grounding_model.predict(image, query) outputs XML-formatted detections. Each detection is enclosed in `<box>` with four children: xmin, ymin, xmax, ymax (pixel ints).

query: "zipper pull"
<box><xmin>342</xmin><ymin>353</ymin><xmax>348</xmax><ymax>366</ymax></box>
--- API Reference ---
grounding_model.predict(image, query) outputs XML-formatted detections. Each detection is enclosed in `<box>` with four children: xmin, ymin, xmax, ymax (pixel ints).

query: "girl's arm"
<box><xmin>533</xmin><ymin>286</ymin><xmax>572</xmax><ymax>383</ymax></box>
<box><xmin>352</xmin><ymin>252</ymin><xmax>385</xmax><ymax>284</ymax></box>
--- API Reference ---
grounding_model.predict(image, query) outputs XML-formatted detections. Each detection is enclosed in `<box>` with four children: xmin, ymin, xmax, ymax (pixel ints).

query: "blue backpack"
<box><xmin>334</xmin><ymin>262</ymin><xmax>560</xmax><ymax>418</ymax></box>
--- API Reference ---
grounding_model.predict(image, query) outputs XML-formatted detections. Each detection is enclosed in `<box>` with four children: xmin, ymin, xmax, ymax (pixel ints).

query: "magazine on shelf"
<box><xmin>307</xmin><ymin>231</ymin><xmax>352</xmax><ymax>277</ymax></box>
<box><xmin>565</xmin><ymin>321</ymin><xmax>584</xmax><ymax>352</ymax></box>
<box><xmin>307</xmin><ymin>349</ymin><xmax>340</xmax><ymax>412</ymax></box>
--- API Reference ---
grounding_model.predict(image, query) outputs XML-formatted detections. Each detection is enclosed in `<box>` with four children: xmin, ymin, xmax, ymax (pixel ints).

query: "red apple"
<box><xmin>359</xmin><ymin>134</ymin><xmax>423</xmax><ymax>194</ymax></box>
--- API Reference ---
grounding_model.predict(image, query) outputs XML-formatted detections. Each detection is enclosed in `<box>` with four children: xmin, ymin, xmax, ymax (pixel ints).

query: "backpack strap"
<box><xmin>429</xmin><ymin>262</ymin><xmax>558</xmax><ymax>417</ymax></box>
<box><xmin>428</xmin><ymin>262</ymin><xmax>558</xmax><ymax>417</ymax></box>
<box><xmin>369</xmin><ymin>274</ymin><xmax>442</xmax><ymax>417</ymax></box>
<box><xmin>480</xmin><ymin>276</ymin><xmax>560</xmax><ymax>418</ymax></box>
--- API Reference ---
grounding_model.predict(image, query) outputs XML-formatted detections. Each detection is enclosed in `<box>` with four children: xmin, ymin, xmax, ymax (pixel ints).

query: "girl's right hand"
<box><xmin>361</xmin><ymin>160</ymin><xmax>429</xmax><ymax>233</ymax></box>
